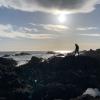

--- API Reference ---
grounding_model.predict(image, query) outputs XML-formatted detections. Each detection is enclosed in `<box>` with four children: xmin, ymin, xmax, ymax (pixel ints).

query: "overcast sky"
<box><xmin>0</xmin><ymin>0</ymin><xmax>100</xmax><ymax>51</ymax></box>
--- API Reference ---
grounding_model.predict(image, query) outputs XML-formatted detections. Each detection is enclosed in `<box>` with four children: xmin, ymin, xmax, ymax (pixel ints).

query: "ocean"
<box><xmin>0</xmin><ymin>51</ymin><xmax>72</xmax><ymax>66</ymax></box>
<box><xmin>0</xmin><ymin>51</ymin><xmax>71</xmax><ymax>66</ymax></box>
<box><xmin>0</xmin><ymin>51</ymin><xmax>55</xmax><ymax>66</ymax></box>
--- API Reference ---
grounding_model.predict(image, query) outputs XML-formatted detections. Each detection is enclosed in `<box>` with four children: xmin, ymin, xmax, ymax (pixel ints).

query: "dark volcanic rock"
<box><xmin>0</xmin><ymin>58</ymin><xmax>20</xmax><ymax>100</ymax></box>
<box><xmin>0</xmin><ymin>53</ymin><xmax>100</xmax><ymax>100</ymax></box>
<box><xmin>70</xmin><ymin>95</ymin><xmax>100</xmax><ymax>100</ymax></box>
<box><xmin>28</xmin><ymin>56</ymin><xmax>43</xmax><ymax>65</ymax></box>
<box><xmin>16</xmin><ymin>55</ymin><xmax>100</xmax><ymax>100</ymax></box>
<box><xmin>82</xmin><ymin>49</ymin><xmax>100</xmax><ymax>60</ymax></box>
<box><xmin>2</xmin><ymin>54</ymin><xmax>10</xmax><ymax>57</ymax></box>
<box><xmin>0</xmin><ymin>57</ymin><xmax>17</xmax><ymax>67</ymax></box>
<box><xmin>14</xmin><ymin>52</ymin><xmax>30</xmax><ymax>56</ymax></box>
<box><xmin>46</xmin><ymin>51</ymin><xmax>56</xmax><ymax>54</ymax></box>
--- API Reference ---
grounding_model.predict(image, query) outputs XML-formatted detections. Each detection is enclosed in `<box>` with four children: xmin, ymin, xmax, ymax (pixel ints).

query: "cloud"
<box><xmin>41</xmin><ymin>24</ymin><xmax>69</xmax><ymax>32</ymax></box>
<box><xmin>80</xmin><ymin>33</ymin><xmax>100</xmax><ymax>37</ymax></box>
<box><xmin>0</xmin><ymin>0</ymin><xmax>99</xmax><ymax>14</ymax></box>
<box><xmin>76</xmin><ymin>27</ymin><xmax>98</xmax><ymax>31</ymax></box>
<box><xmin>19</xmin><ymin>27</ymin><xmax>38</xmax><ymax>33</ymax></box>
<box><xmin>0</xmin><ymin>24</ymin><xmax>53</xmax><ymax>39</ymax></box>
<box><xmin>30</xmin><ymin>23</ymin><xmax>69</xmax><ymax>32</ymax></box>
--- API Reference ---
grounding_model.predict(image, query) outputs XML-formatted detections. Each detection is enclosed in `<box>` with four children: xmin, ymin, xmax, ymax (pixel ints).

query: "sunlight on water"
<box><xmin>55</xmin><ymin>50</ymin><xmax>71</xmax><ymax>54</ymax></box>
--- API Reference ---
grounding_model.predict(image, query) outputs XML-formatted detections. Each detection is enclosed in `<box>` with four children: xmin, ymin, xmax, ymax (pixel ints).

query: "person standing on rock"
<box><xmin>74</xmin><ymin>44</ymin><xmax>79</xmax><ymax>56</ymax></box>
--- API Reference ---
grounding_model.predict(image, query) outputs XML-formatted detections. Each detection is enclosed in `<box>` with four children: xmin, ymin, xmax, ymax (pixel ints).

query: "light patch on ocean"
<box><xmin>55</xmin><ymin>50</ymin><xmax>71</xmax><ymax>54</ymax></box>
<box><xmin>0</xmin><ymin>51</ymin><xmax>57</xmax><ymax>66</ymax></box>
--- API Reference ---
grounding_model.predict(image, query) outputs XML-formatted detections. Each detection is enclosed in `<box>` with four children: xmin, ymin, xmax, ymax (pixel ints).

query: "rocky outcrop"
<box><xmin>17</xmin><ymin>55</ymin><xmax>100</xmax><ymax>100</ymax></box>
<box><xmin>0</xmin><ymin>53</ymin><xmax>100</xmax><ymax>100</ymax></box>
<box><xmin>14</xmin><ymin>52</ymin><xmax>30</xmax><ymax>56</ymax></box>
<box><xmin>70</xmin><ymin>95</ymin><xmax>100</xmax><ymax>100</ymax></box>
<box><xmin>0</xmin><ymin>57</ymin><xmax>17</xmax><ymax>67</ymax></box>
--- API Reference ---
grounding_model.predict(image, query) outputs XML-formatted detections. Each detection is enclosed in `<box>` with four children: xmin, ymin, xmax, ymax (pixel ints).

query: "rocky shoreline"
<box><xmin>0</xmin><ymin>49</ymin><xmax>100</xmax><ymax>100</ymax></box>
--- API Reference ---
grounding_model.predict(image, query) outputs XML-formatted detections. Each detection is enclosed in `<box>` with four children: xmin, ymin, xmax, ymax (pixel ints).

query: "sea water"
<box><xmin>0</xmin><ymin>51</ymin><xmax>56</xmax><ymax>66</ymax></box>
<box><xmin>0</xmin><ymin>51</ymin><xmax>71</xmax><ymax>66</ymax></box>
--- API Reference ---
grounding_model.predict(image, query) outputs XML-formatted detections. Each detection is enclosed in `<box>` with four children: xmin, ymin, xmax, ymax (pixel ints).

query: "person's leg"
<box><xmin>75</xmin><ymin>50</ymin><xmax>77</xmax><ymax>56</ymax></box>
<box><xmin>77</xmin><ymin>50</ymin><xmax>79</xmax><ymax>55</ymax></box>
<box><xmin>78</xmin><ymin>51</ymin><xmax>79</xmax><ymax>55</ymax></box>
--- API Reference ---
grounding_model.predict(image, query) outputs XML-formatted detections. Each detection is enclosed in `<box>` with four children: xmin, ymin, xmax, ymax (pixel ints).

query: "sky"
<box><xmin>0</xmin><ymin>0</ymin><xmax>100</xmax><ymax>51</ymax></box>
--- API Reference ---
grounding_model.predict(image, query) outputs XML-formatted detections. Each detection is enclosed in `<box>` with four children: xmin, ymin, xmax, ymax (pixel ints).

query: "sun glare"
<box><xmin>55</xmin><ymin>50</ymin><xmax>71</xmax><ymax>54</ymax></box>
<box><xmin>58</xmin><ymin>14</ymin><xmax>66</xmax><ymax>23</ymax></box>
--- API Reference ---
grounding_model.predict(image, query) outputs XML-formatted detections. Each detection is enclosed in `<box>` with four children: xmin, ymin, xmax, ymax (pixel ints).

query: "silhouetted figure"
<box><xmin>74</xmin><ymin>44</ymin><xmax>79</xmax><ymax>56</ymax></box>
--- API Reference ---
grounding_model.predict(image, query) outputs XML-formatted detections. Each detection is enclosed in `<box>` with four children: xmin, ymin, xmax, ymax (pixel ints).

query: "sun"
<box><xmin>58</xmin><ymin>14</ymin><xmax>66</xmax><ymax>23</ymax></box>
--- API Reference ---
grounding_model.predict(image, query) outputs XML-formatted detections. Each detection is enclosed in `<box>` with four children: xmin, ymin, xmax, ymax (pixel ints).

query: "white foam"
<box><xmin>83</xmin><ymin>88</ymin><xmax>100</xmax><ymax>97</ymax></box>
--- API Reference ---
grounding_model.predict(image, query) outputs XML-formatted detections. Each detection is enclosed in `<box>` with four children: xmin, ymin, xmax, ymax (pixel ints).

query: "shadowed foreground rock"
<box><xmin>0</xmin><ymin>53</ymin><xmax>100</xmax><ymax>100</ymax></box>
<box><xmin>71</xmin><ymin>95</ymin><xmax>100</xmax><ymax>100</ymax></box>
